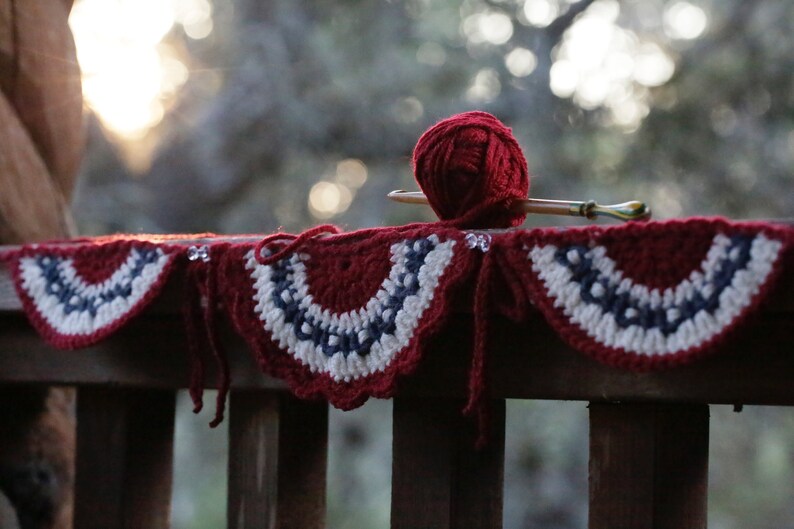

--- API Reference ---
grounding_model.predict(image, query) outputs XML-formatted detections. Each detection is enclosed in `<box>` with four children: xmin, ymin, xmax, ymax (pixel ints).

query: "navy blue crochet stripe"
<box><xmin>554</xmin><ymin>234</ymin><xmax>753</xmax><ymax>335</ymax></box>
<box><xmin>269</xmin><ymin>237</ymin><xmax>436</xmax><ymax>358</ymax></box>
<box><xmin>36</xmin><ymin>248</ymin><xmax>162</xmax><ymax>317</ymax></box>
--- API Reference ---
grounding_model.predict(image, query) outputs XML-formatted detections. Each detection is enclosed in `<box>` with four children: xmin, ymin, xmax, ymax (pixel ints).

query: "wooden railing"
<box><xmin>0</xmin><ymin>261</ymin><xmax>791</xmax><ymax>529</ymax></box>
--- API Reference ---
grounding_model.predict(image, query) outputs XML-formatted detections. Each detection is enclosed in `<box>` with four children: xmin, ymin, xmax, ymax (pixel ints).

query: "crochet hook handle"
<box><xmin>387</xmin><ymin>191</ymin><xmax>652</xmax><ymax>222</ymax></box>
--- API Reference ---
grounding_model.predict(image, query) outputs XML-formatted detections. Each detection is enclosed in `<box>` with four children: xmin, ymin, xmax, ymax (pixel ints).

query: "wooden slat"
<box><xmin>391</xmin><ymin>397</ymin><xmax>505</xmax><ymax>529</ymax></box>
<box><xmin>228</xmin><ymin>391</ymin><xmax>328</xmax><ymax>529</ymax></box>
<box><xmin>122</xmin><ymin>390</ymin><xmax>177</xmax><ymax>529</ymax></box>
<box><xmin>1</xmin><ymin>313</ymin><xmax>794</xmax><ymax>404</ymax></box>
<box><xmin>0</xmin><ymin>313</ymin><xmax>793</xmax><ymax>404</ymax></box>
<box><xmin>228</xmin><ymin>391</ymin><xmax>279</xmax><ymax>528</ymax></box>
<box><xmin>275</xmin><ymin>396</ymin><xmax>328</xmax><ymax>529</ymax></box>
<box><xmin>400</xmin><ymin>315</ymin><xmax>794</xmax><ymax>405</ymax></box>
<box><xmin>588</xmin><ymin>403</ymin><xmax>709</xmax><ymax>529</ymax></box>
<box><xmin>0</xmin><ymin>314</ymin><xmax>285</xmax><ymax>390</ymax></box>
<box><xmin>74</xmin><ymin>388</ymin><xmax>176</xmax><ymax>529</ymax></box>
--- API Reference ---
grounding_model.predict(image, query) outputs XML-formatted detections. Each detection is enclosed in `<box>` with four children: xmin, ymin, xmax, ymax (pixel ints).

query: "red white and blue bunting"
<box><xmin>10</xmin><ymin>241</ymin><xmax>177</xmax><ymax>349</ymax></box>
<box><xmin>226</xmin><ymin>227</ymin><xmax>474</xmax><ymax>409</ymax></box>
<box><xmin>502</xmin><ymin>219</ymin><xmax>792</xmax><ymax>369</ymax></box>
<box><xmin>246</xmin><ymin>235</ymin><xmax>456</xmax><ymax>382</ymax></box>
<box><xmin>1</xmin><ymin>218</ymin><xmax>791</xmax><ymax>410</ymax></box>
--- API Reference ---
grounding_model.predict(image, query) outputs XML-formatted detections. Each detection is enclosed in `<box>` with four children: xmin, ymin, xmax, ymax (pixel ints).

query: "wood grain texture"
<box><xmin>588</xmin><ymin>403</ymin><xmax>708</xmax><ymax>529</ymax></box>
<box><xmin>275</xmin><ymin>396</ymin><xmax>328</xmax><ymax>529</ymax></box>
<box><xmin>73</xmin><ymin>388</ymin><xmax>175</xmax><ymax>529</ymax></box>
<box><xmin>0</xmin><ymin>1</ymin><xmax>14</xmax><ymax>85</ymax></box>
<box><xmin>399</xmin><ymin>315</ymin><xmax>794</xmax><ymax>405</ymax></box>
<box><xmin>121</xmin><ymin>390</ymin><xmax>176</xmax><ymax>529</ymax></box>
<box><xmin>0</xmin><ymin>313</ymin><xmax>286</xmax><ymax>390</ymax></box>
<box><xmin>0</xmin><ymin>93</ymin><xmax>75</xmax><ymax>242</ymax></box>
<box><xmin>228</xmin><ymin>391</ymin><xmax>280</xmax><ymax>529</ymax></box>
<box><xmin>6</xmin><ymin>0</ymin><xmax>84</xmax><ymax>200</ymax></box>
<box><xmin>228</xmin><ymin>392</ymin><xmax>328</xmax><ymax>529</ymax></box>
<box><xmin>391</xmin><ymin>398</ymin><xmax>505</xmax><ymax>529</ymax></box>
<box><xmin>0</xmin><ymin>311</ymin><xmax>793</xmax><ymax>405</ymax></box>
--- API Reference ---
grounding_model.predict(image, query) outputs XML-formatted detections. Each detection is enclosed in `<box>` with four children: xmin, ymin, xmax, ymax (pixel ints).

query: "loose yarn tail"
<box><xmin>183</xmin><ymin>262</ymin><xmax>206</xmax><ymax>414</ymax></box>
<box><xmin>184</xmin><ymin>249</ymin><xmax>232</xmax><ymax>427</ymax></box>
<box><xmin>254</xmin><ymin>224</ymin><xmax>341</xmax><ymax>265</ymax></box>
<box><xmin>202</xmin><ymin>257</ymin><xmax>230</xmax><ymax>428</ymax></box>
<box><xmin>464</xmin><ymin>250</ymin><xmax>495</xmax><ymax>448</ymax></box>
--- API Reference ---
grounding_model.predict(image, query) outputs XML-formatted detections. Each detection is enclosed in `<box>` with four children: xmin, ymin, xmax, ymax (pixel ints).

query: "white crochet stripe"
<box><xmin>529</xmin><ymin>233</ymin><xmax>782</xmax><ymax>356</ymax></box>
<box><xmin>18</xmin><ymin>248</ymin><xmax>171</xmax><ymax>336</ymax></box>
<box><xmin>245</xmin><ymin>235</ymin><xmax>456</xmax><ymax>382</ymax></box>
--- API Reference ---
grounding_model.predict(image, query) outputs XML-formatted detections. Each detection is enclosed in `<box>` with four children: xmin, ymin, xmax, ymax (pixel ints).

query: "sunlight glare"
<box><xmin>80</xmin><ymin>46</ymin><xmax>166</xmax><ymax>139</ymax></box>
<box><xmin>70</xmin><ymin>0</ymin><xmax>214</xmax><ymax>140</ymax></box>
<box><xmin>663</xmin><ymin>1</ymin><xmax>708</xmax><ymax>40</ymax></box>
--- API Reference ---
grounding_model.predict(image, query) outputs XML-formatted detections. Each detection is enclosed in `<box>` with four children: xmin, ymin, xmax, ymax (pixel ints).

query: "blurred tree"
<box><xmin>67</xmin><ymin>0</ymin><xmax>794</xmax><ymax>528</ymax></box>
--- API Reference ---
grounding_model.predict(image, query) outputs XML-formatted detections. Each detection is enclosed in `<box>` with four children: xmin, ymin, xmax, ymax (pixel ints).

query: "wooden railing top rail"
<box><xmin>0</xmin><ymin>256</ymin><xmax>791</xmax><ymax>406</ymax></box>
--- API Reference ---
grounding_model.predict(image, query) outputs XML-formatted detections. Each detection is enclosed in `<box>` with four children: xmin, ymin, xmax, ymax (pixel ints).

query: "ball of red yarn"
<box><xmin>412</xmin><ymin>111</ymin><xmax>529</xmax><ymax>228</ymax></box>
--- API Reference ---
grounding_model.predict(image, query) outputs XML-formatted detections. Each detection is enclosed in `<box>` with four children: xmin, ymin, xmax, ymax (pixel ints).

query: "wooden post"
<box><xmin>391</xmin><ymin>397</ymin><xmax>505</xmax><ymax>529</ymax></box>
<box><xmin>227</xmin><ymin>391</ymin><xmax>328</xmax><ymax>529</ymax></box>
<box><xmin>74</xmin><ymin>388</ymin><xmax>176</xmax><ymax>529</ymax></box>
<box><xmin>588</xmin><ymin>403</ymin><xmax>709</xmax><ymax>529</ymax></box>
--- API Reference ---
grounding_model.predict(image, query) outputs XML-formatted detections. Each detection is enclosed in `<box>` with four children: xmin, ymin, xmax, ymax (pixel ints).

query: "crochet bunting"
<box><xmin>0</xmin><ymin>218</ymin><xmax>790</xmax><ymax>412</ymax></box>
<box><xmin>9</xmin><ymin>241</ymin><xmax>177</xmax><ymax>349</ymax></box>
<box><xmin>224</xmin><ymin>226</ymin><xmax>474</xmax><ymax>409</ymax></box>
<box><xmin>499</xmin><ymin>219</ymin><xmax>792</xmax><ymax>369</ymax></box>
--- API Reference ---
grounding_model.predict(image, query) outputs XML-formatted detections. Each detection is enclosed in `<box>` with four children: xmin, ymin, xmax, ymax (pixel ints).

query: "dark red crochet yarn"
<box><xmin>413</xmin><ymin>111</ymin><xmax>529</xmax><ymax>228</ymax></box>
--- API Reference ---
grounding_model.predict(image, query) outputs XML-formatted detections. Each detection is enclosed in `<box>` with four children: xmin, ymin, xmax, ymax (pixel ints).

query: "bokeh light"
<box><xmin>309</xmin><ymin>181</ymin><xmax>353</xmax><ymax>219</ymax></box>
<box><xmin>522</xmin><ymin>0</ymin><xmax>559</xmax><ymax>28</ymax></box>
<box><xmin>549</xmin><ymin>0</ymin><xmax>682</xmax><ymax>129</ymax></box>
<box><xmin>664</xmin><ymin>1</ymin><xmax>708</xmax><ymax>40</ymax></box>
<box><xmin>335</xmin><ymin>159</ymin><xmax>368</xmax><ymax>189</ymax></box>
<box><xmin>462</xmin><ymin>10</ymin><xmax>514</xmax><ymax>45</ymax></box>
<box><xmin>391</xmin><ymin>97</ymin><xmax>425</xmax><ymax>124</ymax></box>
<box><xmin>505</xmin><ymin>47</ymin><xmax>538</xmax><ymax>78</ymax></box>
<box><xmin>466</xmin><ymin>68</ymin><xmax>502</xmax><ymax>103</ymax></box>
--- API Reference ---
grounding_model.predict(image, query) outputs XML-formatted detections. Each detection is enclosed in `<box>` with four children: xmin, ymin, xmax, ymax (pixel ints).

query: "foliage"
<box><xmin>69</xmin><ymin>1</ymin><xmax>794</xmax><ymax>527</ymax></box>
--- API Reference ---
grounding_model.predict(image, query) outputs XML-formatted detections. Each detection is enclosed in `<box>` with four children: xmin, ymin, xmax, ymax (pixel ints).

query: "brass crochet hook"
<box><xmin>387</xmin><ymin>190</ymin><xmax>651</xmax><ymax>222</ymax></box>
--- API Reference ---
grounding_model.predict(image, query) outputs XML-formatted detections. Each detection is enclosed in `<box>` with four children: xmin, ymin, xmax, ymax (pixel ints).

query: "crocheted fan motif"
<box><xmin>229</xmin><ymin>228</ymin><xmax>473</xmax><ymax>409</ymax></box>
<box><xmin>506</xmin><ymin>220</ymin><xmax>789</xmax><ymax>369</ymax></box>
<box><xmin>11</xmin><ymin>242</ymin><xmax>177</xmax><ymax>349</ymax></box>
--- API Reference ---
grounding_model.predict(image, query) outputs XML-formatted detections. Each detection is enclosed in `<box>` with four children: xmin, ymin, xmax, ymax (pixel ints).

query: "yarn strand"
<box><xmin>202</xmin><ymin>257</ymin><xmax>230</xmax><ymax>428</ymax></box>
<box><xmin>464</xmin><ymin>249</ymin><xmax>495</xmax><ymax>448</ymax></box>
<box><xmin>254</xmin><ymin>224</ymin><xmax>341</xmax><ymax>265</ymax></box>
<box><xmin>183</xmin><ymin>262</ymin><xmax>206</xmax><ymax>414</ymax></box>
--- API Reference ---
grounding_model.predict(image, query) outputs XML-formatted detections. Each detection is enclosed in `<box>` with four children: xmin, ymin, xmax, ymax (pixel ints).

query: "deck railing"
<box><xmin>0</xmin><ymin>259</ymin><xmax>791</xmax><ymax>529</ymax></box>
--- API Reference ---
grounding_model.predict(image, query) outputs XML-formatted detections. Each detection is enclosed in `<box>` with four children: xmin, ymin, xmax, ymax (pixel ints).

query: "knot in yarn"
<box><xmin>412</xmin><ymin>111</ymin><xmax>529</xmax><ymax>229</ymax></box>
